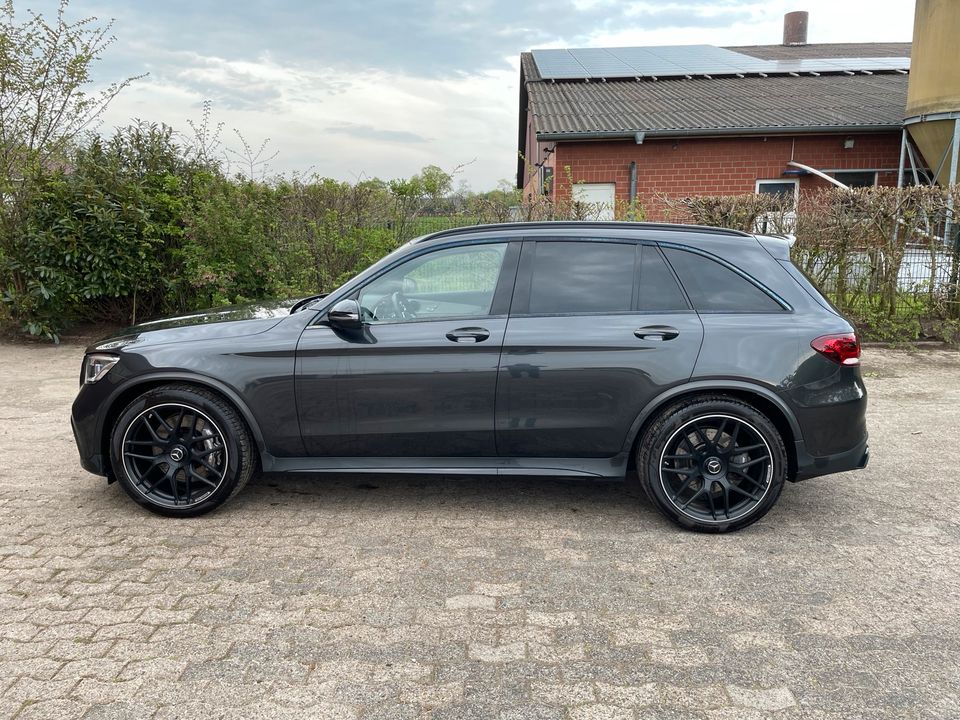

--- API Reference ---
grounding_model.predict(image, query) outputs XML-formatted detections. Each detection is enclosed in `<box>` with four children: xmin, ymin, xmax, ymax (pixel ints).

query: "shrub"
<box><xmin>1</xmin><ymin>124</ymin><xmax>190</xmax><ymax>338</ymax></box>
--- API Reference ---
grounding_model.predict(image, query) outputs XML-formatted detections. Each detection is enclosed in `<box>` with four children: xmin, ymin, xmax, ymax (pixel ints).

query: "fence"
<box><xmin>387</xmin><ymin>189</ymin><xmax>960</xmax><ymax>340</ymax></box>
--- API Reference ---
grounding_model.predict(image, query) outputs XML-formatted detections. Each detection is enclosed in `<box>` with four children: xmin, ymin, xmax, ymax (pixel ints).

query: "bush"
<box><xmin>177</xmin><ymin>174</ymin><xmax>296</xmax><ymax>308</ymax></box>
<box><xmin>1</xmin><ymin>124</ymin><xmax>191</xmax><ymax>339</ymax></box>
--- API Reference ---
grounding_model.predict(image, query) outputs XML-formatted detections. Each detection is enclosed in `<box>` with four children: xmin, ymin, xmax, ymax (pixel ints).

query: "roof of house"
<box><xmin>729</xmin><ymin>42</ymin><xmax>912</xmax><ymax>61</ymax></box>
<box><xmin>520</xmin><ymin>42</ymin><xmax>911</xmax><ymax>141</ymax></box>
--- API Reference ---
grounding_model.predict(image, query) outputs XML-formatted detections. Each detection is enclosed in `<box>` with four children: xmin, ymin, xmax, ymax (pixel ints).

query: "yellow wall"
<box><xmin>907</xmin><ymin>0</ymin><xmax>960</xmax><ymax>183</ymax></box>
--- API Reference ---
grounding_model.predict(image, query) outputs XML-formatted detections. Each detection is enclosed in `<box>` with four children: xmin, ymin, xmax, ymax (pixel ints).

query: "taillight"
<box><xmin>811</xmin><ymin>333</ymin><xmax>860</xmax><ymax>366</ymax></box>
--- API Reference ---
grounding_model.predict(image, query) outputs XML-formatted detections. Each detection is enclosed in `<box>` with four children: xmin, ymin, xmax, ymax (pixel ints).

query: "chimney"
<box><xmin>783</xmin><ymin>10</ymin><xmax>809</xmax><ymax>45</ymax></box>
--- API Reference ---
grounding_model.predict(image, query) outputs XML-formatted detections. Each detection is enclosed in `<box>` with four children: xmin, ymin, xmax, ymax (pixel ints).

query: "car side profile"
<box><xmin>71</xmin><ymin>221</ymin><xmax>868</xmax><ymax>532</ymax></box>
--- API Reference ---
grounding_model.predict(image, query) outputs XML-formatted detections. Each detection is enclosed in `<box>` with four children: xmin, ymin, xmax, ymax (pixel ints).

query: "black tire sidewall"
<box><xmin>110</xmin><ymin>387</ymin><xmax>247</xmax><ymax>517</ymax></box>
<box><xmin>638</xmin><ymin>397</ymin><xmax>787</xmax><ymax>533</ymax></box>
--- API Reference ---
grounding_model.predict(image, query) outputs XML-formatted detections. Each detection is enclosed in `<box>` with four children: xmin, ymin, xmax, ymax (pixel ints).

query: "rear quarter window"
<box><xmin>662</xmin><ymin>247</ymin><xmax>785</xmax><ymax>313</ymax></box>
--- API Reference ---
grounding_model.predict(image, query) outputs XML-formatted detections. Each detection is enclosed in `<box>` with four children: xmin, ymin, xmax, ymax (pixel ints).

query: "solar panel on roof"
<box><xmin>530</xmin><ymin>45</ymin><xmax>911</xmax><ymax>80</ymax></box>
<box><xmin>567</xmin><ymin>48</ymin><xmax>635</xmax><ymax>78</ymax></box>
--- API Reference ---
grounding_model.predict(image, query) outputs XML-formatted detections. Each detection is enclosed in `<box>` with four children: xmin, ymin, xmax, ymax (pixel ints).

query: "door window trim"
<box><xmin>311</xmin><ymin>239</ymin><xmax>521</xmax><ymax>328</ymax></box>
<box><xmin>509</xmin><ymin>238</ymin><xmax>695</xmax><ymax>318</ymax></box>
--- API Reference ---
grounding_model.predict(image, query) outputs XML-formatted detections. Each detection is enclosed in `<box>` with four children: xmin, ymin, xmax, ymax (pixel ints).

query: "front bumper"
<box><xmin>71</xmin><ymin>395</ymin><xmax>107</xmax><ymax>477</ymax></box>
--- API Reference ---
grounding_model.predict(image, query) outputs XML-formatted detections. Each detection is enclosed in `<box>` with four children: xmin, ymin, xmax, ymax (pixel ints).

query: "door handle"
<box><xmin>445</xmin><ymin>327</ymin><xmax>490</xmax><ymax>343</ymax></box>
<box><xmin>634</xmin><ymin>325</ymin><xmax>680</xmax><ymax>341</ymax></box>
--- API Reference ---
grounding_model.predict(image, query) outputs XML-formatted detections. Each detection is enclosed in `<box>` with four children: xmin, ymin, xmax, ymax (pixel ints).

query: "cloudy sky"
<box><xmin>32</xmin><ymin>0</ymin><xmax>915</xmax><ymax>188</ymax></box>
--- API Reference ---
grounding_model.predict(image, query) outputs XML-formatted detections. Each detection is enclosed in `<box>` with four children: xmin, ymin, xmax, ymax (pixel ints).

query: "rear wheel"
<box><xmin>636</xmin><ymin>396</ymin><xmax>787</xmax><ymax>533</ymax></box>
<box><xmin>109</xmin><ymin>385</ymin><xmax>255</xmax><ymax>517</ymax></box>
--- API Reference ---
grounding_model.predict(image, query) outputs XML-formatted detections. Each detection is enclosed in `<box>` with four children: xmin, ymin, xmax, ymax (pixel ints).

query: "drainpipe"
<box><xmin>628</xmin><ymin>161</ymin><xmax>637</xmax><ymax>203</ymax></box>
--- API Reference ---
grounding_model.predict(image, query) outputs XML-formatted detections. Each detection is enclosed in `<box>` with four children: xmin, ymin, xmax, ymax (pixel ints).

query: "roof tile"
<box><xmin>522</xmin><ymin>45</ymin><xmax>909</xmax><ymax>136</ymax></box>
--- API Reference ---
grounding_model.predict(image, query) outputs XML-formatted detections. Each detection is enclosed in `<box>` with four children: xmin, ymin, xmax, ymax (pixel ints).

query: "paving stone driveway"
<box><xmin>0</xmin><ymin>342</ymin><xmax>958</xmax><ymax>719</ymax></box>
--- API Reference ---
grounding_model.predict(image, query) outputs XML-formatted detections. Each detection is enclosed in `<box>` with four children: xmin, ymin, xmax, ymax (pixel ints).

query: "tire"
<box><xmin>636</xmin><ymin>395</ymin><xmax>787</xmax><ymax>533</ymax></box>
<box><xmin>109</xmin><ymin>384</ymin><xmax>256</xmax><ymax>517</ymax></box>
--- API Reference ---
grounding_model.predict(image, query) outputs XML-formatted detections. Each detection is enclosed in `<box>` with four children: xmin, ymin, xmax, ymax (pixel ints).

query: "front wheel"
<box><xmin>109</xmin><ymin>384</ymin><xmax>256</xmax><ymax>517</ymax></box>
<box><xmin>636</xmin><ymin>396</ymin><xmax>787</xmax><ymax>533</ymax></box>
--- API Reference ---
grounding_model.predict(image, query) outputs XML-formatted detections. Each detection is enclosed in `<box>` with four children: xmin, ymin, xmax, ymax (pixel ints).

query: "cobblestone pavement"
<box><xmin>0</xmin><ymin>341</ymin><xmax>958</xmax><ymax>719</ymax></box>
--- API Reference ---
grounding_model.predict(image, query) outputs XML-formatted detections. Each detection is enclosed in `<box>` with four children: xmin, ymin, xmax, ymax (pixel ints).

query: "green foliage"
<box><xmin>2</xmin><ymin>124</ymin><xmax>189</xmax><ymax>338</ymax></box>
<box><xmin>177</xmin><ymin>173</ymin><xmax>290</xmax><ymax>308</ymax></box>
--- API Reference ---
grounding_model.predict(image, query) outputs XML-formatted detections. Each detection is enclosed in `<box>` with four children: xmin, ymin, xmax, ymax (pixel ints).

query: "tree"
<box><xmin>0</xmin><ymin>0</ymin><xmax>140</xmax><ymax>187</ymax></box>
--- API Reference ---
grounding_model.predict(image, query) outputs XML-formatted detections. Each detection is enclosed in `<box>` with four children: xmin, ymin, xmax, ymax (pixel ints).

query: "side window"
<box><xmin>638</xmin><ymin>245</ymin><xmax>689</xmax><ymax>312</ymax></box>
<box><xmin>662</xmin><ymin>248</ymin><xmax>784</xmax><ymax>312</ymax></box>
<box><xmin>359</xmin><ymin>243</ymin><xmax>507</xmax><ymax>323</ymax></box>
<box><xmin>527</xmin><ymin>241</ymin><xmax>635</xmax><ymax>314</ymax></box>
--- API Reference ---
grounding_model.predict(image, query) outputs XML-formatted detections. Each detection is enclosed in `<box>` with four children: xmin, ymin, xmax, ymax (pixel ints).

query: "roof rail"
<box><xmin>414</xmin><ymin>221</ymin><xmax>753</xmax><ymax>242</ymax></box>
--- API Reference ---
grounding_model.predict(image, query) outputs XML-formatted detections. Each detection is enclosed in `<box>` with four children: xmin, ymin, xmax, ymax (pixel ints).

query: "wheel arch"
<box><xmin>98</xmin><ymin>373</ymin><xmax>267</xmax><ymax>478</ymax></box>
<box><xmin>625</xmin><ymin>381</ymin><xmax>801</xmax><ymax>480</ymax></box>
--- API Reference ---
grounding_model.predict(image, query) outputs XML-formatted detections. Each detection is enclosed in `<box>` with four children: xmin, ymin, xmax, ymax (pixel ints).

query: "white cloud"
<box><xmin>86</xmin><ymin>0</ymin><xmax>912</xmax><ymax>189</ymax></box>
<box><xmin>98</xmin><ymin>55</ymin><xmax>521</xmax><ymax>187</ymax></box>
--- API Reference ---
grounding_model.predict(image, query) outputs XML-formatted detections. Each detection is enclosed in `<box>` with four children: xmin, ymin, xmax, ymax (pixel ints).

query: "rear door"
<box><xmin>495</xmin><ymin>239</ymin><xmax>703</xmax><ymax>458</ymax></box>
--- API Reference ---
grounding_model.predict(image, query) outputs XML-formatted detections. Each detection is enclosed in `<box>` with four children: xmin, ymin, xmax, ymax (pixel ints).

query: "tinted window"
<box><xmin>756</xmin><ymin>181</ymin><xmax>797</xmax><ymax>209</ymax></box>
<box><xmin>528</xmin><ymin>241</ymin><xmax>635</xmax><ymax>314</ymax></box>
<box><xmin>663</xmin><ymin>248</ymin><xmax>783</xmax><ymax>312</ymax></box>
<box><xmin>833</xmin><ymin>171</ymin><xmax>876</xmax><ymax>188</ymax></box>
<box><xmin>638</xmin><ymin>246</ymin><xmax>688</xmax><ymax>312</ymax></box>
<box><xmin>359</xmin><ymin>243</ymin><xmax>507</xmax><ymax>323</ymax></box>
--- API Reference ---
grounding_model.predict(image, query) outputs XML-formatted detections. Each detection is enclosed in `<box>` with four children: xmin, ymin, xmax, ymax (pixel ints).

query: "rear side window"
<box><xmin>781</xmin><ymin>260</ymin><xmax>840</xmax><ymax>316</ymax></box>
<box><xmin>638</xmin><ymin>246</ymin><xmax>689</xmax><ymax>312</ymax></box>
<box><xmin>527</xmin><ymin>241</ymin><xmax>635</xmax><ymax>314</ymax></box>
<box><xmin>663</xmin><ymin>247</ymin><xmax>784</xmax><ymax>312</ymax></box>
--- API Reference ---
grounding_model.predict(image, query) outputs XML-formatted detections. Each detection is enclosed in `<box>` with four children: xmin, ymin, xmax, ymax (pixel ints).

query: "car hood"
<box><xmin>87</xmin><ymin>299</ymin><xmax>301</xmax><ymax>351</ymax></box>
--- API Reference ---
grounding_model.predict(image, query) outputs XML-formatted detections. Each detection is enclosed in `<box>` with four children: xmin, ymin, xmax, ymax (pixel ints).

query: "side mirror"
<box><xmin>327</xmin><ymin>299</ymin><xmax>362</xmax><ymax>329</ymax></box>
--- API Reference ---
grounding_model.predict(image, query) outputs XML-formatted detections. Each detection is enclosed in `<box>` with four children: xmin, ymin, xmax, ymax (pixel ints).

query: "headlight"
<box><xmin>83</xmin><ymin>354</ymin><xmax>119</xmax><ymax>385</ymax></box>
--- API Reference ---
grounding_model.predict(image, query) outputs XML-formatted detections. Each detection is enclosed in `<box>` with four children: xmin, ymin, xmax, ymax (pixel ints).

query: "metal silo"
<box><xmin>905</xmin><ymin>0</ymin><xmax>960</xmax><ymax>185</ymax></box>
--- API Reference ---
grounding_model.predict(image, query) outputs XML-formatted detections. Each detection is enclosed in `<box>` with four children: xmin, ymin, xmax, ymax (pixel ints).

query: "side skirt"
<box><xmin>262</xmin><ymin>453</ymin><xmax>630</xmax><ymax>479</ymax></box>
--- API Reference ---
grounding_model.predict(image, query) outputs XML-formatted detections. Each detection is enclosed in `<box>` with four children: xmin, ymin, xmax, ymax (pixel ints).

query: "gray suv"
<box><xmin>71</xmin><ymin>222</ymin><xmax>868</xmax><ymax>532</ymax></box>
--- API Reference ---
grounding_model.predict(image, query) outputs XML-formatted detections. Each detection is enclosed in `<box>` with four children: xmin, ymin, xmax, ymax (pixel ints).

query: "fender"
<box><xmin>97</xmin><ymin>371</ymin><xmax>269</xmax><ymax>459</ymax></box>
<box><xmin>621</xmin><ymin>379</ymin><xmax>804</xmax><ymax>454</ymax></box>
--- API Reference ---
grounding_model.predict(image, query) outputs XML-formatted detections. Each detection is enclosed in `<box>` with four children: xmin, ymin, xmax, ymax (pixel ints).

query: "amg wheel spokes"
<box><xmin>659</xmin><ymin>415</ymin><xmax>773</xmax><ymax>524</ymax></box>
<box><xmin>121</xmin><ymin>404</ymin><xmax>228</xmax><ymax>509</ymax></box>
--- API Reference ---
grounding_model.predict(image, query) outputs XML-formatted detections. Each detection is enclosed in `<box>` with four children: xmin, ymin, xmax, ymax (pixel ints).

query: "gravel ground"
<box><xmin>0</xmin><ymin>341</ymin><xmax>958</xmax><ymax>720</ymax></box>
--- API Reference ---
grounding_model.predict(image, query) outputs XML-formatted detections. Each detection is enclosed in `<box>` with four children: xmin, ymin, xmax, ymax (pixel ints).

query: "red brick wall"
<box><xmin>547</xmin><ymin>133</ymin><xmax>902</xmax><ymax>220</ymax></box>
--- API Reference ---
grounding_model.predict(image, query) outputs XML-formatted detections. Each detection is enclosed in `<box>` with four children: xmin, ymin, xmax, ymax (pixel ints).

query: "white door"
<box><xmin>572</xmin><ymin>182</ymin><xmax>616</xmax><ymax>220</ymax></box>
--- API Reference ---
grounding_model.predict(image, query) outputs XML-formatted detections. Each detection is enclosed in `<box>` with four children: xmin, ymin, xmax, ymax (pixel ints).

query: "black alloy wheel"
<box><xmin>110</xmin><ymin>385</ymin><xmax>255</xmax><ymax>517</ymax></box>
<box><xmin>659</xmin><ymin>414</ymin><xmax>772</xmax><ymax>523</ymax></box>
<box><xmin>638</xmin><ymin>396</ymin><xmax>787</xmax><ymax>532</ymax></box>
<box><xmin>121</xmin><ymin>403</ymin><xmax>227</xmax><ymax>508</ymax></box>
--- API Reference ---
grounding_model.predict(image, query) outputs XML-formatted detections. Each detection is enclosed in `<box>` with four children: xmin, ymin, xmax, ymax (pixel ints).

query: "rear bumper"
<box><xmin>793</xmin><ymin>434</ymin><xmax>869</xmax><ymax>481</ymax></box>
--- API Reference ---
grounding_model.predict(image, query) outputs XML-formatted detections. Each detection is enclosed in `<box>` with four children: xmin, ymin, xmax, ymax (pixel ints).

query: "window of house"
<box><xmin>755</xmin><ymin>179</ymin><xmax>799</xmax><ymax>208</ymax></box>
<box><xmin>527</xmin><ymin>241</ymin><xmax>635</xmax><ymax>314</ymax></box>
<box><xmin>541</xmin><ymin>166</ymin><xmax>554</xmax><ymax>195</ymax></box>
<box><xmin>833</xmin><ymin>171</ymin><xmax>877</xmax><ymax>188</ymax></box>
<box><xmin>662</xmin><ymin>248</ymin><xmax>785</xmax><ymax>313</ymax></box>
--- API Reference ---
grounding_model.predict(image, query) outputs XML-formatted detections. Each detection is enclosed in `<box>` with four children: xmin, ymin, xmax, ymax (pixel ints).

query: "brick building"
<box><xmin>517</xmin><ymin>33</ymin><xmax>912</xmax><ymax>221</ymax></box>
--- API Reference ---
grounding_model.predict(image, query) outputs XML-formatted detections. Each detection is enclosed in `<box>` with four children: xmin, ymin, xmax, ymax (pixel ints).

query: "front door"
<box><xmin>496</xmin><ymin>240</ymin><xmax>703</xmax><ymax>458</ymax></box>
<box><xmin>296</xmin><ymin>241</ymin><xmax>519</xmax><ymax>457</ymax></box>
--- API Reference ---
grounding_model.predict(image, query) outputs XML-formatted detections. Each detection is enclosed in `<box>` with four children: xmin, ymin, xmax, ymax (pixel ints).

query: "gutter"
<box><xmin>536</xmin><ymin>124</ymin><xmax>904</xmax><ymax>142</ymax></box>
